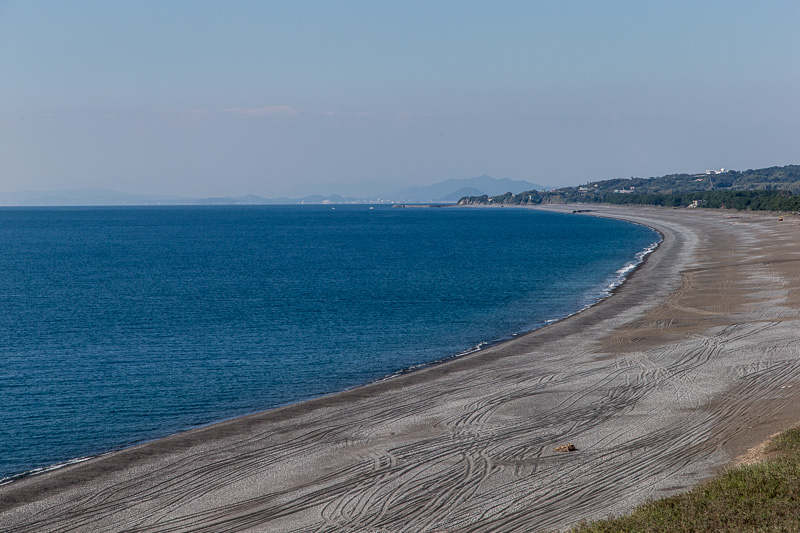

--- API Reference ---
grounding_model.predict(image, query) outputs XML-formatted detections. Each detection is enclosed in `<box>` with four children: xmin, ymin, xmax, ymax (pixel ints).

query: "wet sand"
<box><xmin>2</xmin><ymin>205</ymin><xmax>800</xmax><ymax>532</ymax></box>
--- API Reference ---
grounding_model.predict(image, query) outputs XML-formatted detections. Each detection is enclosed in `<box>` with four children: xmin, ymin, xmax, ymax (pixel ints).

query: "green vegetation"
<box><xmin>458</xmin><ymin>165</ymin><xmax>800</xmax><ymax>212</ymax></box>
<box><xmin>570</xmin><ymin>426</ymin><xmax>800</xmax><ymax>532</ymax></box>
<box><xmin>601</xmin><ymin>190</ymin><xmax>800</xmax><ymax>211</ymax></box>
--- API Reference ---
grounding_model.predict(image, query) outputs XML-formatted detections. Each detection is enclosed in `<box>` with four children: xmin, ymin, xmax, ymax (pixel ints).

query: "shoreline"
<box><xmin>0</xmin><ymin>206</ymin><xmax>660</xmax><ymax>487</ymax></box>
<box><xmin>3</xmin><ymin>205</ymin><xmax>800</xmax><ymax>531</ymax></box>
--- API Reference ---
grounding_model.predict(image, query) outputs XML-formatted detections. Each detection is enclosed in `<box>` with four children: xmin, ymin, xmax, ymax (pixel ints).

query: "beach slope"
<box><xmin>2</xmin><ymin>205</ymin><xmax>800</xmax><ymax>532</ymax></box>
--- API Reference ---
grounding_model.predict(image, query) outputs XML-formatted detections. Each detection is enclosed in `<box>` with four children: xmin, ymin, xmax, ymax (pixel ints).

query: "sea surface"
<box><xmin>0</xmin><ymin>205</ymin><xmax>658</xmax><ymax>482</ymax></box>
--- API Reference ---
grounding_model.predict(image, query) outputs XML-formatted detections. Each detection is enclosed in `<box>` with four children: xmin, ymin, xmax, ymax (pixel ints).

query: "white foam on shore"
<box><xmin>0</xmin><ymin>455</ymin><xmax>96</xmax><ymax>486</ymax></box>
<box><xmin>606</xmin><ymin>239</ymin><xmax>661</xmax><ymax>293</ymax></box>
<box><xmin>377</xmin><ymin>233</ymin><xmax>662</xmax><ymax>383</ymax></box>
<box><xmin>536</xmin><ymin>234</ymin><xmax>661</xmax><ymax>329</ymax></box>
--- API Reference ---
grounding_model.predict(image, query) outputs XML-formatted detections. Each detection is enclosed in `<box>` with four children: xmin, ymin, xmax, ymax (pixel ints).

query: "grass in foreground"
<box><xmin>571</xmin><ymin>427</ymin><xmax>800</xmax><ymax>532</ymax></box>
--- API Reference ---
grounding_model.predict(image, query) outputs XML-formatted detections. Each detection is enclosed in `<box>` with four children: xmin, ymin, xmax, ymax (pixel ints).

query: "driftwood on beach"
<box><xmin>2</xmin><ymin>205</ymin><xmax>800</xmax><ymax>532</ymax></box>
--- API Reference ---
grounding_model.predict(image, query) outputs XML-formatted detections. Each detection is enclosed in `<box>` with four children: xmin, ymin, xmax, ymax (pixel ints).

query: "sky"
<box><xmin>1</xmin><ymin>0</ymin><xmax>799</xmax><ymax>197</ymax></box>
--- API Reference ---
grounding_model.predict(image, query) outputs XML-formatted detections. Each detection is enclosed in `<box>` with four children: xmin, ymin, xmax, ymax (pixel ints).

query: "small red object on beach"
<box><xmin>554</xmin><ymin>443</ymin><xmax>576</xmax><ymax>452</ymax></box>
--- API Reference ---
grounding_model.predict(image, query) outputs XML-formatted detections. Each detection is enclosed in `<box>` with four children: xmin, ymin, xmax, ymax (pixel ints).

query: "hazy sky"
<box><xmin>1</xmin><ymin>1</ymin><xmax>798</xmax><ymax>196</ymax></box>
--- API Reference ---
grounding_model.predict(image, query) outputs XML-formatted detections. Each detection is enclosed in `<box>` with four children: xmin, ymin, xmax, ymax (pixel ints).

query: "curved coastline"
<box><xmin>3</xmin><ymin>205</ymin><xmax>800</xmax><ymax>531</ymax></box>
<box><xmin>0</xmin><ymin>207</ymin><xmax>659</xmax><ymax>487</ymax></box>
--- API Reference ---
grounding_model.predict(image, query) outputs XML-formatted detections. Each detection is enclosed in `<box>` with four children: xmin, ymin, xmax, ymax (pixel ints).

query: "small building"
<box><xmin>705</xmin><ymin>168</ymin><xmax>726</xmax><ymax>175</ymax></box>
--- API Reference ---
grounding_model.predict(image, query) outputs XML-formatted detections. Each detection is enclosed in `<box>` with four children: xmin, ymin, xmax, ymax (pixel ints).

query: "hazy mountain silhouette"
<box><xmin>0</xmin><ymin>176</ymin><xmax>550</xmax><ymax>206</ymax></box>
<box><xmin>384</xmin><ymin>176</ymin><xmax>548</xmax><ymax>203</ymax></box>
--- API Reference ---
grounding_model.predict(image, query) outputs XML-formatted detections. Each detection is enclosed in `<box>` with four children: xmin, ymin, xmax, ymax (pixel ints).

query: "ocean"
<box><xmin>0</xmin><ymin>205</ymin><xmax>658</xmax><ymax>482</ymax></box>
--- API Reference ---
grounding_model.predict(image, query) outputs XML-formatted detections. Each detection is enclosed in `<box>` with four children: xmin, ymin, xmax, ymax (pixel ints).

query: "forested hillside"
<box><xmin>458</xmin><ymin>165</ymin><xmax>800</xmax><ymax>212</ymax></box>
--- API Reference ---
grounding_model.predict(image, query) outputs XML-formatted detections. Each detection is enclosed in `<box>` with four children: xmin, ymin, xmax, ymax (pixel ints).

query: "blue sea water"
<box><xmin>0</xmin><ymin>205</ymin><xmax>658</xmax><ymax>481</ymax></box>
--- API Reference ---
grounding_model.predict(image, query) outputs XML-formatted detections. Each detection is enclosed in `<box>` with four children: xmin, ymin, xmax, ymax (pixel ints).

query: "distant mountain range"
<box><xmin>384</xmin><ymin>176</ymin><xmax>549</xmax><ymax>203</ymax></box>
<box><xmin>0</xmin><ymin>176</ymin><xmax>550</xmax><ymax>206</ymax></box>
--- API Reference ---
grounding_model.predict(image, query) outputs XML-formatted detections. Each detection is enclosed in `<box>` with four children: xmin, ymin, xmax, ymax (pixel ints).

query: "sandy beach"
<box><xmin>2</xmin><ymin>205</ymin><xmax>800</xmax><ymax>532</ymax></box>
